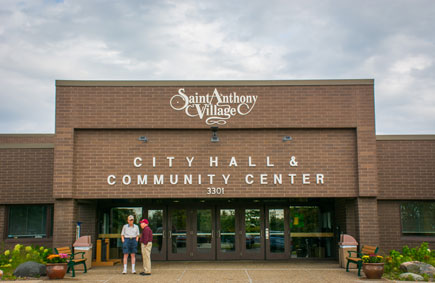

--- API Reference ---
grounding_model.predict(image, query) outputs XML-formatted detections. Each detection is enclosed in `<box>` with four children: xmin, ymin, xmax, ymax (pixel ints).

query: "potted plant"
<box><xmin>45</xmin><ymin>254</ymin><xmax>68</xmax><ymax>279</ymax></box>
<box><xmin>362</xmin><ymin>254</ymin><xmax>384</xmax><ymax>279</ymax></box>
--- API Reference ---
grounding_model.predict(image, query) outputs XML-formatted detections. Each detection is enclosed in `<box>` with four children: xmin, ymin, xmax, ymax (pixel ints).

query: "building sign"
<box><xmin>107</xmin><ymin>155</ymin><xmax>325</xmax><ymax>195</ymax></box>
<box><xmin>170</xmin><ymin>88</ymin><xmax>258</xmax><ymax>125</ymax></box>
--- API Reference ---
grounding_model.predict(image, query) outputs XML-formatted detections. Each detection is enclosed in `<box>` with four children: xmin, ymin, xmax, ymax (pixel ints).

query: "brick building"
<box><xmin>1</xmin><ymin>80</ymin><xmax>434</xmax><ymax>260</ymax></box>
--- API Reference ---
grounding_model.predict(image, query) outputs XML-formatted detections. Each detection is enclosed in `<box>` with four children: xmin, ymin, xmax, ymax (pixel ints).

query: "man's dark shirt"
<box><xmin>140</xmin><ymin>226</ymin><xmax>153</xmax><ymax>245</ymax></box>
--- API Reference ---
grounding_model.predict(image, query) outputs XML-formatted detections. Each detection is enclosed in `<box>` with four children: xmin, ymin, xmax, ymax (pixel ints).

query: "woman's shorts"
<box><xmin>123</xmin><ymin>238</ymin><xmax>138</xmax><ymax>254</ymax></box>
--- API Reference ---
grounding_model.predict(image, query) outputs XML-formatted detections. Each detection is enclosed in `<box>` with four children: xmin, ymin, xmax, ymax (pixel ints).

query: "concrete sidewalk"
<box><xmin>16</xmin><ymin>260</ymin><xmax>388</xmax><ymax>282</ymax></box>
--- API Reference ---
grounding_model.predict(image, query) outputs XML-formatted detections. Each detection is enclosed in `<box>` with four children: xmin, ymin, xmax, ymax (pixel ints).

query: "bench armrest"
<box><xmin>347</xmin><ymin>250</ymin><xmax>361</xmax><ymax>257</ymax></box>
<box><xmin>71</xmin><ymin>251</ymin><xmax>85</xmax><ymax>260</ymax></box>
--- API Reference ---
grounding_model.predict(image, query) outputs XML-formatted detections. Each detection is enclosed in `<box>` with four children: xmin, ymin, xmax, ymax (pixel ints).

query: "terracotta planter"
<box><xmin>362</xmin><ymin>262</ymin><xmax>384</xmax><ymax>279</ymax></box>
<box><xmin>46</xmin><ymin>263</ymin><xmax>67</xmax><ymax>279</ymax></box>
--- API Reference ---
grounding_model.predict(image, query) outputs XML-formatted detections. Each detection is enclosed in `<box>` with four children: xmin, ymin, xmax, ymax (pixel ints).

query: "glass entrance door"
<box><xmin>217</xmin><ymin>208</ymin><xmax>239</xmax><ymax>259</ymax></box>
<box><xmin>168</xmin><ymin>208</ymin><xmax>188</xmax><ymax>260</ymax></box>
<box><xmin>146</xmin><ymin>209</ymin><xmax>166</xmax><ymax>260</ymax></box>
<box><xmin>217</xmin><ymin>207</ymin><xmax>265</xmax><ymax>259</ymax></box>
<box><xmin>192</xmin><ymin>208</ymin><xmax>215</xmax><ymax>260</ymax></box>
<box><xmin>242</xmin><ymin>208</ymin><xmax>264</xmax><ymax>259</ymax></box>
<box><xmin>265</xmin><ymin>208</ymin><xmax>289</xmax><ymax>259</ymax></box>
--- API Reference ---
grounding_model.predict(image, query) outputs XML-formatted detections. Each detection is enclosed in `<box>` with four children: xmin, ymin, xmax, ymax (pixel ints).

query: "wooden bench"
<box><xmin>346</xmin><ymin>245</ymin><xmax>378</xmax><ymax>276</ymax></box>
<box><xmin>54</xmin><ymin>247</ymin><xmax>87</xmax><ymax>277</ymax></box>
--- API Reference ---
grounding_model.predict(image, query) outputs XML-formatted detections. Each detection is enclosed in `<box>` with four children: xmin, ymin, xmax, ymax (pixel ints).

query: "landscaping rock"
<box><xmin>13</xmin><ymin>261</ymin><xmax>46</xmax><ymax>278</ymax></box>
<box><xmin>399</xmin><ymin>272</ymin><xmax>424</xmax><ymax>281</ymax></box>
<box><xmin>400</xmin><ymin>261</ymin><xmax>435</xmax><ymax>277</ymax></box>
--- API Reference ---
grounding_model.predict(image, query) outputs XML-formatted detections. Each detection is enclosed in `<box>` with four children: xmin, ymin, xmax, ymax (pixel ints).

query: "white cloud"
<box><xmin>0</xmin><ymin>0</ymin><xmax>434</xmax><ymax>133</ymax></box>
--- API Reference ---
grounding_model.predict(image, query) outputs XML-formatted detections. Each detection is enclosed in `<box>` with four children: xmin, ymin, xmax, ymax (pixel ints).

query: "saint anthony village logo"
<box><xmin>170</xmin><ymin>88</ymin><xmax>258</xmax><ymax>125</ymax></box>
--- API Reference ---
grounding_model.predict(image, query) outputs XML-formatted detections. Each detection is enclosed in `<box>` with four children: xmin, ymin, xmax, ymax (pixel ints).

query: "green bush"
<box><xmin>384</xmin><ymin>242</ymin><xmax>434</xmax><ymax>280</ymax></box>
<box><xmin>0</xmin><ymin>243</ymin><xmax>52</xmax><ymax>280</ymax></box>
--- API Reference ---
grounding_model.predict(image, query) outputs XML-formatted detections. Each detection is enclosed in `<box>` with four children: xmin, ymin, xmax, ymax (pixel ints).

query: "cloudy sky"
<box><xmin>1</xmin><ymin>0</ymin><xmax>434</xmax><ymax>134</ymax></box>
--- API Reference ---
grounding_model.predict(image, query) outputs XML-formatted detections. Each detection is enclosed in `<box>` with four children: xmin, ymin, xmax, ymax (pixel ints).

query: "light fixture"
<box><xmin>211</xmin><ymin>126</ymin><xmax>219</xmax><ymax>142</ymax></box>
<box><xmin>138</xmin><ymin>136</ymin><xmax>148</xmax><ymax>143</ymax></box>
<box><xmin>282</xmin><ymin>136</ymin><xmax>292</xmax><ymax>142</ymax></box>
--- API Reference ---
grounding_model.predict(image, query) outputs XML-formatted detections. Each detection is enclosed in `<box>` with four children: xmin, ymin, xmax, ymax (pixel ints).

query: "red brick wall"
<box><xmin>54</xmin><ymin>82</ymin><xmax>377</xmax><ymax>199</ymax></box>
<box><xmin>378</xmin><ymin>200</ymin><xmax>435</xmax><ymax>254</ymax></box>
<box><xmin>77</xmin><ymin>202</ymin><xmax>97</xmax><ymax>255</ymax></box>
<box><xmin>53</xmin><ymin>199</ymin><xmax>77</xmax><ymax>247</ymax></box>
<box><xmin>0</xmin><ymin>147</ymin><xmax>54</xmax><ymax>204</ymax></box>
<box><xmin>356</xmin><ymin>197</ymin><xmax>379</xmax><ymax>246</ymax></box>
<box><xmin>72</xmin><ymin>129</ymin><xmax>358</xmax><ymax>198</ymax></box>
<box><xmin>377</xmin><ymin>140</ymin><xmax>435</xmax><ymax>199</ymax></box>
<box><xmin>345</xmin><ymin>199</ymin><xmax>357</xmax><ymax>238</ymax></box>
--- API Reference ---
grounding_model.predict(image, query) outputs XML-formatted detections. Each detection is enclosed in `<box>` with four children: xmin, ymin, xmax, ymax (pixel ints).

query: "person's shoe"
<box><xmin>145</xmin><ymin>273</ymin><xmax>151</xmax><ymax>276</ymax></box>
<box><xmin>132</xmin><ymin>269</ymin><xmax>136</xmax><ymax>274</ymax></box>
<box><xmin>140</xmin><ymin>272</ymin><xmax>146</xmax><ymax>275</ymax></box>
<box><xmin>122</xmin><ymin>269</ymin><xmax>127</xmax><ymax>274</ymax></box>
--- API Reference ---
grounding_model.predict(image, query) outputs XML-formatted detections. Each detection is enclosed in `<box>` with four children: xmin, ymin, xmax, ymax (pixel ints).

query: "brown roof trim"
<box><xmin>376</xmin><ymin>135</ymin><xmax>435</xmax><ymax>141</ymax></box>
<box><xmin>0</xmin><ymin>143</ymin><xmax>54</xmax><ymax>149</ymax></box>
<box><xmin>56</xmin><ymin>79</ymin><xmax>374</xmax><ymax>87</ymax></box>
<box><xmin>0</xmin><ymin>134</ymin><xmax>54</xmax><ymax>137</ymax></box>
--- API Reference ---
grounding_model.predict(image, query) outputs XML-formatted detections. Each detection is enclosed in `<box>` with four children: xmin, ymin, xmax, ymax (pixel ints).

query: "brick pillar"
<box><xmin>53</xmin><ymin>128</ymin><xmax>74</xmax><ymax>199</ymax></box>
<box><xmin>53</xmin><ymin>199</ymin><xmax>77</xmax><ymax>247</ymax></box>
<box><xmin>77</xmin><ymin>201</ymin><xmax>97</xmax><ymax>251</ymax></box>
<box><xmin>355</xmin><ymin>197</ymin><xmax>379</xmax><ymax>246</ymax></box>
<box><xmin>345</xmin><ymin>199</ymin><xmax>357</xmax><ymax>237</ymax></box>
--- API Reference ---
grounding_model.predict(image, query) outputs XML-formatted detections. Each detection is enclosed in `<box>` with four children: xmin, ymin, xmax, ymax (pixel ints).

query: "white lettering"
<box><xmin>248</xmin><ymin>156</ymin><xmax>256</xmax><ymax>167</ymax></box>
<box><xmin>154</xmin><ymin>175</ymin><xmax>164</xmax><ymax>184</ymax></box>
<box><xmin>167</xmin><ymin>156</ymin><xmax>175</xmax><ymax>167</ymax></box>
<box><xmin>266</xmin><ymin>156</ymin><xmax>274</xmax><ymax>167</ymax></box>
<box><xmin>288</xmin><ymin>174</ymin><xmax>296</xmax><ymax>184</ymax></box>
<box><xmin>316</xmin><ymin>174</ymin><xmax>324</xmax><ymax>184</ymax></box>
<box><xmin>273</xmin><ymin>174</ymin><xmax>282</xmax><ymax>185</ymax></box>
<box><xmin>229</xmin><ymin>157</ymin><xmax>238</xmax><ymax>167</ymax></box>
<box><xmin>186</xmin><ymin>157</ymin><xmax>194</xmax><ymax>167</ymax></box>
<box><xmin>303</xmin><ymin>174</ymin><xmax>310</xmax><ymax>184</ymax></box>
<box><xmin>134</xmin><ymin>157</ymin><xmax>142</xmax><ymax>168</ymax></box>
<box><xmin>137</xmin><ymin>175</ymin><xmax>147</xmax><ymax>185</ymax></box>
<box><xmin>210</xmin><ymin>156</ymin><xmax>218</xmax><ymax>167</ymax></box>
<box><xmin>260</xmin><ymin>174</ymin><xmax>268</xmax><ymax>184</ymax></box>
<box><xmin>107</xmin><ymin>175</ymin><xmax>116</xmax><ymax>185</ymax></box>
<box><xmin>222</xmin><ymin>174</ymin><xmax>231</xmax><ymax>184</ymax></box>
<box><xmin>208</xmin><ymin>174</ymin><xmax>215</xmax><ymax>184</ymax></box>
<box><xmin>170</xmin><ymin>174</ymin><xmax>178</xmax><ymax>184</ymax></box>
<box><xmin>184</xmin><ymin>174</ymin><xmax>192</xmax><ymax>184</ymax></box>
<box><xmin>245</xmin><ymin>174</ymin><xmax>254</xmax><ymax>184</ymax></box>
<box><xmin>122</xmin><ymin>175</ymin><xmax>131</xmax><ymax>185</ymax></box>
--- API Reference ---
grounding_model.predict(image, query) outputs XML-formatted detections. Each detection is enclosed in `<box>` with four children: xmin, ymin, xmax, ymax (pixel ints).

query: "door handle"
<box><xmin>169</xmin><ymin>231</ymin><xmax>172</xmax><ymax>238</ymax></box>
<box><xmin>265</xmin><ymin>228</ymin><xmax>269</xmax><ymax>240</ymax></box>
<box><xmin>217</xmin><ymin>231</ymin><xmax>220</xmax><ymax>238</ymax></box>
<box><xmin>211</xmin><ymin>230</ymin><xmax>214</xmax><ymax>239</ymax></box>
<box><xmin>163</xmin><ymin>231</ymin><xmax>166</xmax><ymax>239</ymax></box>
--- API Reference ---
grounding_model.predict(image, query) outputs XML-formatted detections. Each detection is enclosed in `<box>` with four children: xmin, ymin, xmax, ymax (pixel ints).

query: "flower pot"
<box><xmin>362</xmin><ymin>262</ymin><xmax>384</xmax><ymax>279</ymax></box>
<box><xmin>46</xmin><ymin>263</ymin><xmax>67</xmax><ymax>279</ymax></box>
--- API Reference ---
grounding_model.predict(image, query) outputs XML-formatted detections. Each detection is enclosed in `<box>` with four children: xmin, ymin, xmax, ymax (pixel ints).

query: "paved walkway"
<box><xmin>16</xmin><ymin>260</ymin><xmax>389</xmax><ymax>282</ymax></box>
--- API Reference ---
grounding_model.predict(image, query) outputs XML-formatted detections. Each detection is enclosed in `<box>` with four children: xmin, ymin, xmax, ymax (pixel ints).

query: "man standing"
<box><xmin>121</xmin><ymin>215</ymin><xmax>140</xmax><ymax>274</ymax></box>
<box><xmin>139</xmin><ymin>219</ymin><xmax>153</xmax><ymax>276</ymax></box>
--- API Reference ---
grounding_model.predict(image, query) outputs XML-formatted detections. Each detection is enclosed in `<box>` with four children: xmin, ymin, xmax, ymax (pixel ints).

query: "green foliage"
<box><xmin>0</xmin><ymin>243</ymin><xmax>52</xmax><ymax>280</ymax></box>
<box><xmin>362</xmin><ymin>254</ymin><xmax>383</xmax><ymax>263</ymax></box>
<box><xmin>384</xmin><ymin>242</ymin><xmax>434</xmax><ymax>280</ymax></box>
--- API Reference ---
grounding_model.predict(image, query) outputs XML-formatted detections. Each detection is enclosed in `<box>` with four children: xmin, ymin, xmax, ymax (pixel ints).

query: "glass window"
<box><xmin>401</xmin><ymin>202</ymin><xmax>435</xmax><ymax>235</ymax></box>
<box><xmin>8</xmin><ymin>206</ymin><xmax>48</xmax><ymax>238</ymax></box>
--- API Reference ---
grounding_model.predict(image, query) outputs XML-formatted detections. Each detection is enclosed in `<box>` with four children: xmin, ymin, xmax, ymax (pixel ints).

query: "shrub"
<box><xmin>384</xmin><ymin>242</ymin><xmax>434</xmax><ymax>280</ymax></box>
<box><xmin>0</xmin><ymin>243</ymin><xmax>52</xmax><ymax>280</ymax></box>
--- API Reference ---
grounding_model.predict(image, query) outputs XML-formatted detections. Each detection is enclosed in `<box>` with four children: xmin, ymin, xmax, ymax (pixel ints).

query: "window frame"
<box><xmin>5</xmin><ymin>204</ymin><xmax>53</xmax><ymax>240</ymax></box>
<box><xmin>400</xmin><ymin>201</ymin><xmax>435</xmax><ymax>236</ymax></box>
